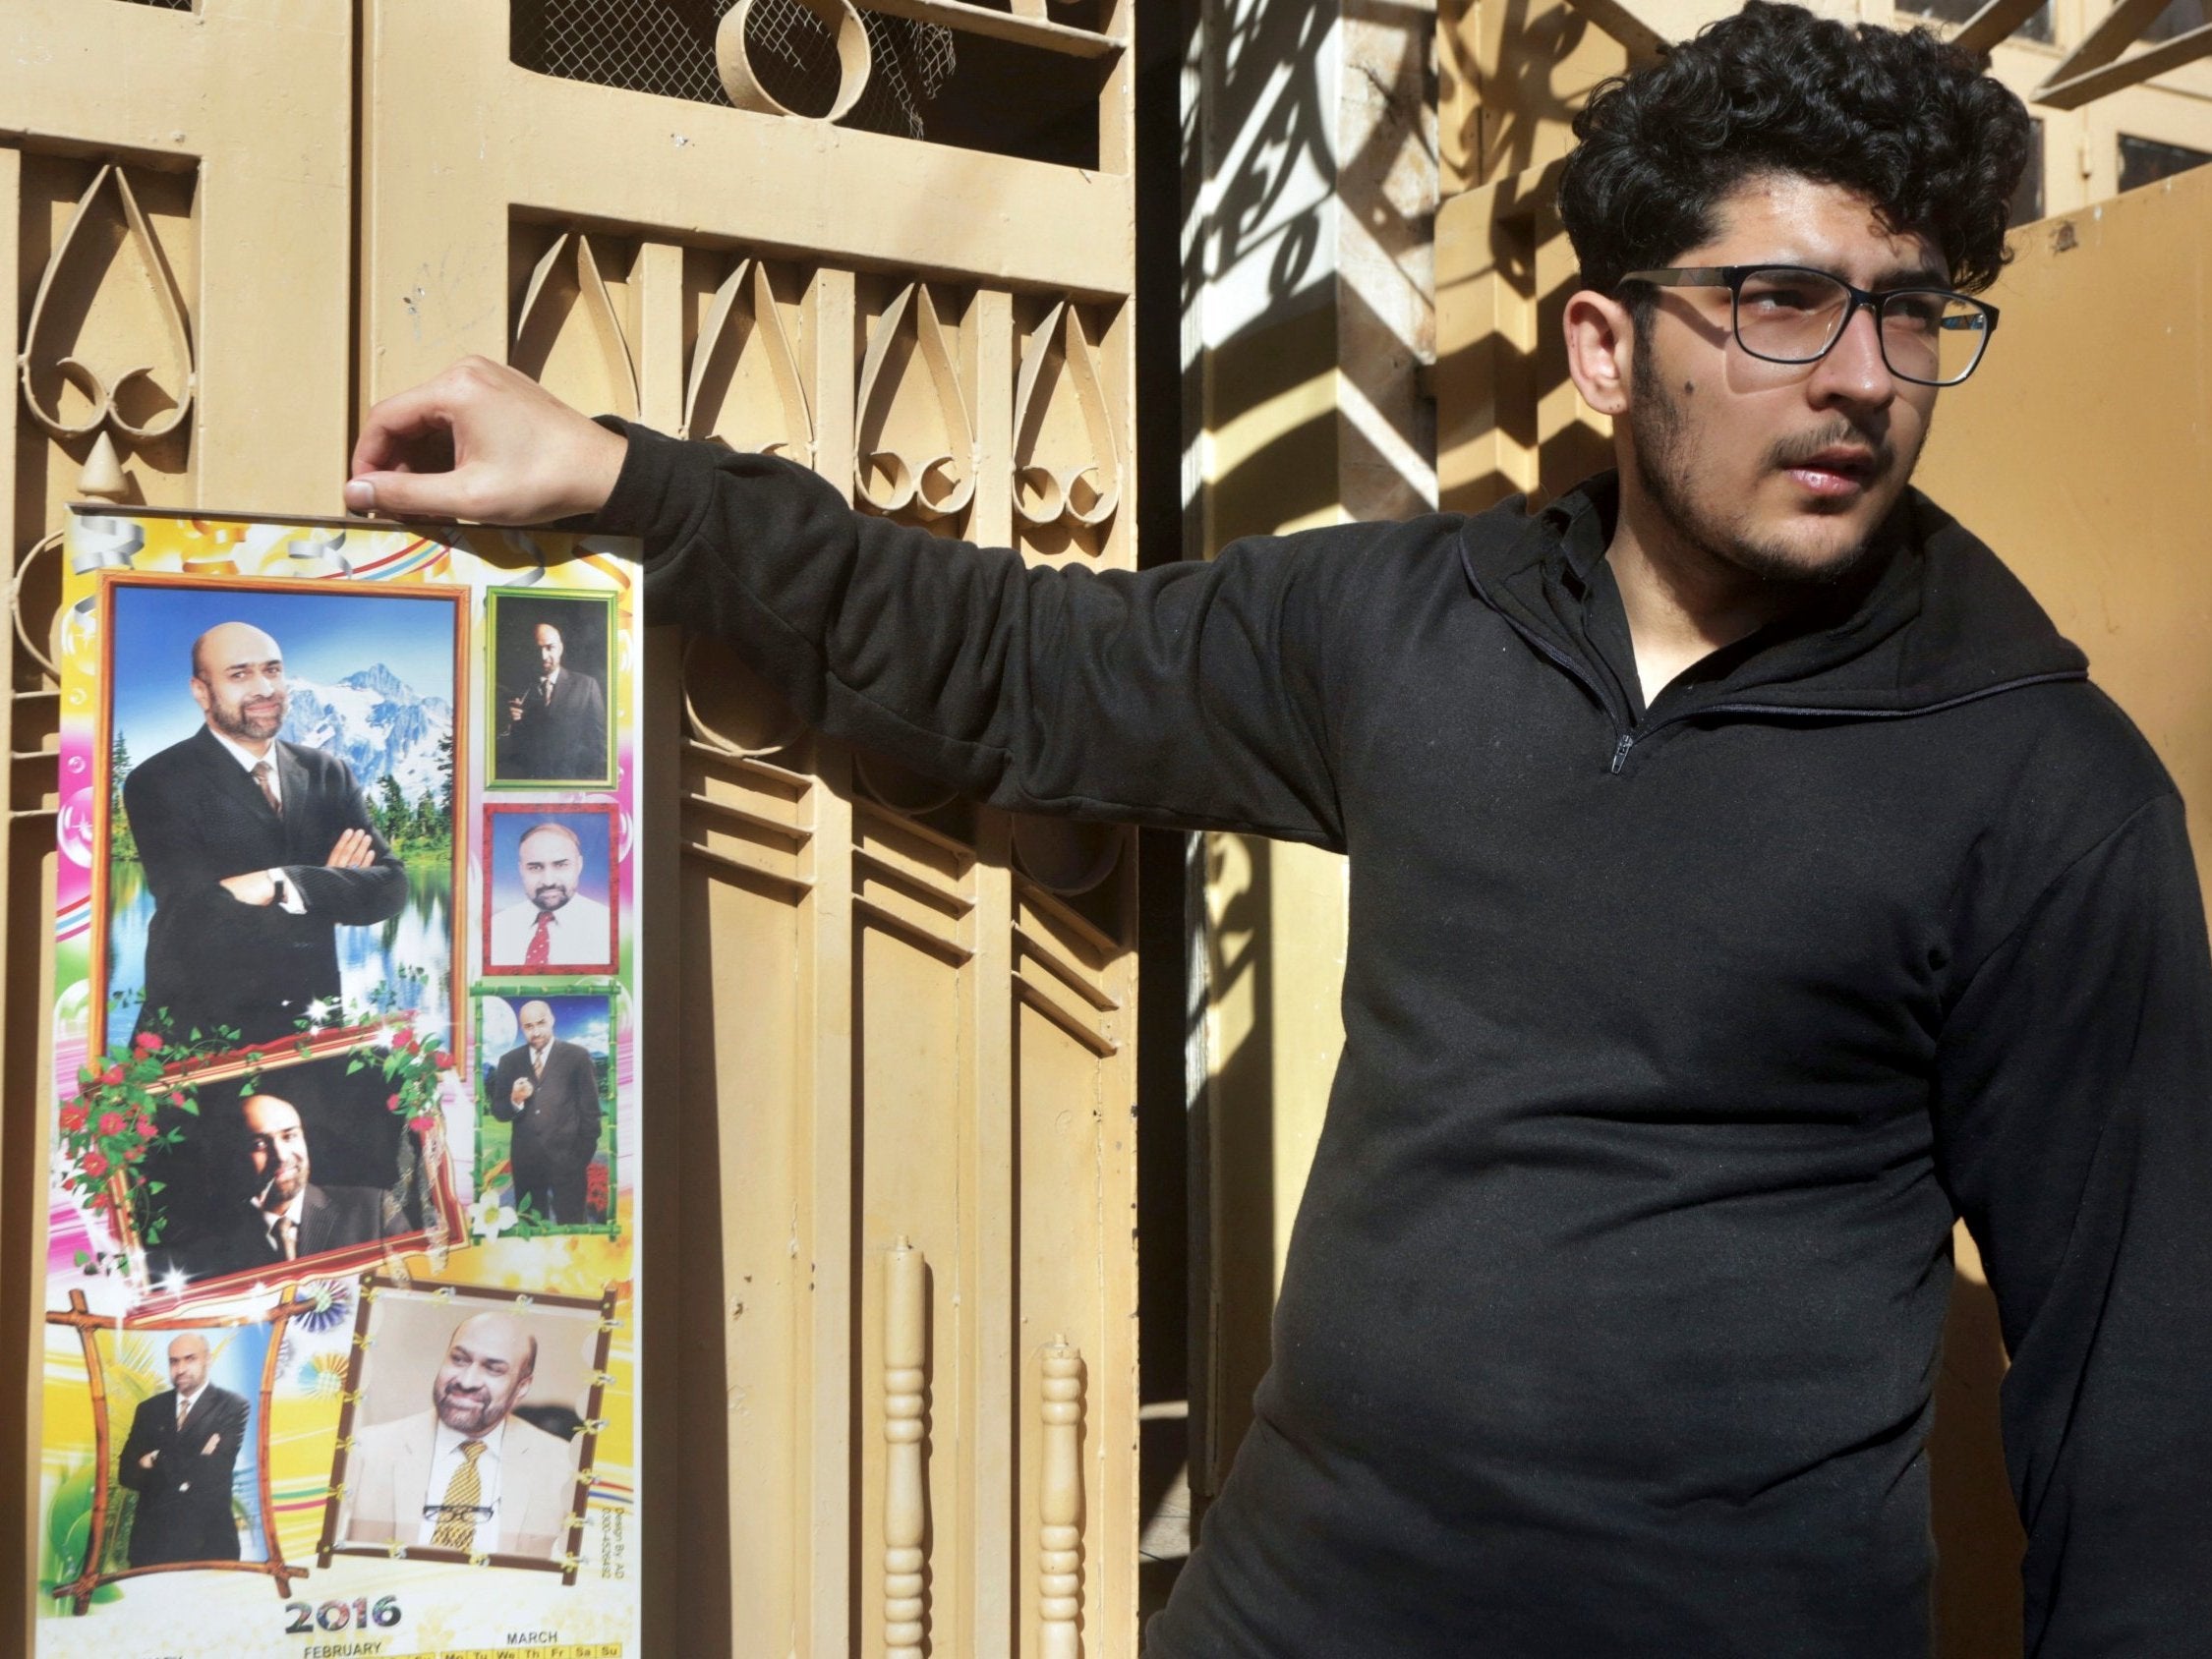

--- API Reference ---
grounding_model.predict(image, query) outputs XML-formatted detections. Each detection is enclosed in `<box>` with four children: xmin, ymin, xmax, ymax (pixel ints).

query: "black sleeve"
<box><xmin>282</xmin><ymin>762</ymin><xmax>409</xmax><ymax>924</ymax></box>
<box><xmin>115</xmin><ymin>1400</ymin><xmax>157</xmax><ymax>1492</ymax></box>
<box><xmin>487</xmin><ymin>1053</ymin><xmax>522</xmax><ymax>1123</ymax></box>
<box><xmin>598</xmin><ymin>424</ymin><xmax>1355</xmax><ymax>848</ymax></box>
<box><xmin>1931</xmin><ymin>790</ymin><xmax>2212</xmax><ymax>1652</ymax></box>
<box><xmin>567</xmin><ymin>1047</ymin><xmax>602</xmax><ymax>1159</ymax></box>
<box><xmin>124</xmin><ymin>768</ymin><xmax>246</xmax><ymax>933</ymax></box>
<box><xmin>200</xmin><ymin>1391</ymin><xmax>250</xmax><ymax>1473</ymax></box>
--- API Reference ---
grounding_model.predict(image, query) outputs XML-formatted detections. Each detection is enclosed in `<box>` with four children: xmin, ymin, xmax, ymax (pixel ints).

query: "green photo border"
<box><xmin>483</xmin><ymin>586</ymin><xmax>618</xmax><ymax>791</ymax></box>
<box><xmin>470</xmin><ymin>982</ymin><xmax>620</xmax><ymax>1240</ymax></box>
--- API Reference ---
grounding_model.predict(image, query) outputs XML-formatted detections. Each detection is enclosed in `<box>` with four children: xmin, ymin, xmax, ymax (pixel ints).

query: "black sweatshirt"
<box><xmin>600</xmin><ymin>427</ymin><xmax>2212</xmax><ymax>1657</ymax></box>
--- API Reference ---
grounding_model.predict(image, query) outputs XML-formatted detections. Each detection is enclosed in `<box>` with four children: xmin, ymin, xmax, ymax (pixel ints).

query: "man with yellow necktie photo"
<box><xmin>336</xmin><ymin>1309</ymin><xmax>582</xmax><ymax>1562</ymax></box>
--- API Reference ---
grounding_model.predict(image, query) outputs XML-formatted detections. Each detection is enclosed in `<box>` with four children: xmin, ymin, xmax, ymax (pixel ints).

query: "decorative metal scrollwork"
<box><xmin>513</xmin><ymin>232</ymin><xmax>640</xmax><ymax>421</ymax></box>
<box><xmin>856</xmin><ymin>282</ymin><xmax>976</xmax><ymax>522</ymax></box>
<box><xmin>681</xmin><ymin>256</ymin><xmax>815</xmax><ymax>464</ymax></box>
<box><xmin>18</xmin><ymin>162</ymin><xmax>197</xmax><ymax>493</ymax></box>
<box><xmin>1014</xmin><ymin>301</ymin><xmax>1121</xmax><ymax>533</ymax></box>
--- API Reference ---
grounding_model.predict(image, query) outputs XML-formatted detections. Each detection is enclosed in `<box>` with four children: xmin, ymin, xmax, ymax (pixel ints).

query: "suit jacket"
<box><xmin>188</xmin><ymin>1182</ymin><xmax>408</xmax><ymax>1284</ymax></box>
<box><xmin>486</xmin><ymin>1039</ymin><xmax>602</xmax><ymax>1181</ymax></box>
<box><xmin>123</xmin><ymin>726</ymin><xmax>408</xmax><ymax>1047</ymax></box>
<box><xmin>115</xmin><ymin>1383</ymin><xmax>250</xmax><ymax>1566</ymax></box>
<box><xmin>342</xmin><ymin>1408</ymin><xmax>580</xmax><ymax>1560</ymax></box>
<box><xmin>498</xmin><ymin>667</ymin><xmax>608</xmax><ymax>781</ymax></box>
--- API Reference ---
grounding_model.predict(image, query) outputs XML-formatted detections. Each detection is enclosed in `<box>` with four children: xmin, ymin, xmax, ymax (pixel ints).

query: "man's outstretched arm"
<box><xmin>350</xmin><ymin>359</ymin><xmax>1364</xmax><ymax>846</ymax></box>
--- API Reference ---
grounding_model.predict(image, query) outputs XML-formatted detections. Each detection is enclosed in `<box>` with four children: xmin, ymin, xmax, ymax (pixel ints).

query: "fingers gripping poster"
<box><xmin>39</xmin><ymin>508</ymin><xmax>642</xmax><ymax>1659</ymax></box>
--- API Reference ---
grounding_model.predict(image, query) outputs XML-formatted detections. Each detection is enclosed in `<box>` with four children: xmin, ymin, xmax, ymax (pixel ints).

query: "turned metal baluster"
<box><xmin>885</xmin><ymin>1238</ymin><xmax>927</xmax><ymax>1659</ymax></box>
<box><xmin>1039</xmin><ymin>1338</ymin><xmax>1085</xmax><ymax>1659</ymax></box>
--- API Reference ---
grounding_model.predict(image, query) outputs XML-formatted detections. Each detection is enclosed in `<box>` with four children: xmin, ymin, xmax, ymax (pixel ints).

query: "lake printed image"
<box><xmin>100</xmin><ymin>581</ymin><xmax>461</xmax><ymax>1058</ymax></box>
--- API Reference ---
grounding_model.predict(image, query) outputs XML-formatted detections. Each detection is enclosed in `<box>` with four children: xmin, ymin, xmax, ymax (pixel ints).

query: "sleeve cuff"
<box><xmin>588</xmin><ymin>417</ymin><xmax>707</xmax><ymax>548</ymax></box>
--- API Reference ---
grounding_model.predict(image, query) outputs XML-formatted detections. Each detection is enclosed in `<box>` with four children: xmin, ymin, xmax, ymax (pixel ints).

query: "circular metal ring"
<box><xmin>1011</xmin><ymin>816</ymin><xmax>1123</xmax><ymax>896</ymax></box>
<box><xmin>717</xmin><ymin>0</ymin><xmax>873</xmax><ymax>124</ymax></box>
<box><xmin>680</xmin><ymin>631</ymin><xmax>805</xmax><ymax>758</ymax></box>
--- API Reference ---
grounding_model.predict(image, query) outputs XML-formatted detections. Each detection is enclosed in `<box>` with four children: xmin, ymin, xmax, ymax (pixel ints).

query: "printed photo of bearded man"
<box><xmin>122</xmin><ymin>620</ymin><xmax>407</xmax><ymax>1048</ymax></box>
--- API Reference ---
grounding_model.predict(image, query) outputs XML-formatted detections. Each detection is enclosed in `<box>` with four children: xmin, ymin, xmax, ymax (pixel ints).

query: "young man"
<box><xmin>346</xmin><ymin>6</ymin><xmax>2211</xmax><ymax>1650</ymax></box>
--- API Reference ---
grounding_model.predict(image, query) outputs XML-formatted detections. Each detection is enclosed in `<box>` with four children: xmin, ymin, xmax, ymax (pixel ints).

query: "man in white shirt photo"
<box><xmin>339</xmin><ymin>1310</ymin><xmax>580</xmax><ymax>1561</ymax></box>
<box><xmin>486</xmin><ymin>822</ymin><xmax>612</xmax><ymax>973</ymax></box>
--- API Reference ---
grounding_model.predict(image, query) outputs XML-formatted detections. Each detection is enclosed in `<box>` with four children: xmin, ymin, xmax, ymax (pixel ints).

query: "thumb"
<box><xmin>344</xmin><ymin>468</ymin><xmax>470</xmax><ymax>521</ymax></box>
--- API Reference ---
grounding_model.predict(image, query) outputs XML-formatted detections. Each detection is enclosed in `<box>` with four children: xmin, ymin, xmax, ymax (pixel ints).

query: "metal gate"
<box><xmin>3</xmin><ymin>3</ymin><xmax>1143</xmax><ymax>1654</ymax></box>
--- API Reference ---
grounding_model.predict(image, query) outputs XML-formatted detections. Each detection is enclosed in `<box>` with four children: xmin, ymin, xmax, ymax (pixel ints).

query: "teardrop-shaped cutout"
<box><xmin>682</xmin><ymin>631</ymin><xmax>806</xmax><ymax>757</ymax></box>
<box><xmin>683</xmin><ymin>257</ymin><xmax>816</xmax><ymax>462</ymax></box>
<box><xmin>512</xmin><ymin>231</ymin><xmax>641</xmax><ymax>420</ymax></box>
<box><xmin>20</xmin><ymin>163</ymin><xmax>196</xmax><ymax>444</ymax></box>
<box><xmin>1013</xmin><ymin>300</ymin><xmax>1121</xmax><ymax>533</ymax></box>
<box><xmin>856</xmin><ymin>282</ymin><xmax>976</xmax><ymax>522</ymax></box>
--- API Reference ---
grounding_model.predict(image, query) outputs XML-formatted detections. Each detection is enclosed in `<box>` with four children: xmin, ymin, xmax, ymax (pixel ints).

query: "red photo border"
<box><xmin>480</xmin><ymin>802</ymin><xmax>621</xmax><ymax>977</ymax></box>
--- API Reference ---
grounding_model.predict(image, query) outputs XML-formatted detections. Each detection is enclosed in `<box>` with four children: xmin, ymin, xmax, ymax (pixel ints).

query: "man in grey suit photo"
<box><xmin>486</xmin><ymin>999</ymin><xmax>604</xmax><ymax>1226</ymax></box>
<box><xmin>114</xmin><ymin>1333</ymin><xmax>251</xmax><ymax>1568</ymax></box>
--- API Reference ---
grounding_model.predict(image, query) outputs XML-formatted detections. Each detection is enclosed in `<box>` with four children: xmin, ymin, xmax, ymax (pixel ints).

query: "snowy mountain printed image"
<box><xmin>281</xmin><ymin>664</ymin><xmax>453</xmax><ymax>802</ymax></box>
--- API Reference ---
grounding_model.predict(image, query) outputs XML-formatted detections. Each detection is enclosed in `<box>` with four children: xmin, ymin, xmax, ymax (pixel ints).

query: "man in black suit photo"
<box><xmin>122</xmin><ymin>620</ymin><xmax>409</xmax><ymax>1048</ymax></box>
<box><xmin>496</xmin><ymin>612</ymin><xmax>608</xmax><ymax>782</ymax></box>
<box><xmin>189</xmin><ymin>1092</ymin><xmax>409</xmax><ymax>1283</ymax></box>
<box><xmin>486</xmin><ymin>999</ymin><xmax>604</xmax><ymax>1225</ymax></box>
<box><xmin>114</xmin><ymin>1333</ymin><xmax>250</xmax><ymax>1567</ymax></box>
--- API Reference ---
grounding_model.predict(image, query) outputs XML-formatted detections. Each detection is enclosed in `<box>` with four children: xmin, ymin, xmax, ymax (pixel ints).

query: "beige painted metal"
<box><xmin>2</xmin><ymin>2</ymin><xmax>1143</xmax><ymax>1656</ymax></box>
<box><xmin>0</xmin><ymin>3</ymin><xmax>355</xmax><ymax>1648</ymax></box>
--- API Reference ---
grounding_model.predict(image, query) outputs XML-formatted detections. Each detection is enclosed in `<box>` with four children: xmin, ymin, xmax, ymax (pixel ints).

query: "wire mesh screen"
<box><xmin>516</xmin><ymin>0</ymin><xmax>955</xmax><ymax>141</ymax></box>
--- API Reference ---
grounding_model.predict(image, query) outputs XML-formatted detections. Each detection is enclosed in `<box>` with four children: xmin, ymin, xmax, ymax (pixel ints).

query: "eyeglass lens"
<box><xmin>1733</xmin><ymin>268</ymin><xmax>1990</xmax><ymax>385</ymax></box>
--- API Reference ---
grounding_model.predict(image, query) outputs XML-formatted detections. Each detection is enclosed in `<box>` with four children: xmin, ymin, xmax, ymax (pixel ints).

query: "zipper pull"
<box><xmin>1609</xmin><ymin>733</ymin><xmax>1634</xmax><ymax>774</ymax></box>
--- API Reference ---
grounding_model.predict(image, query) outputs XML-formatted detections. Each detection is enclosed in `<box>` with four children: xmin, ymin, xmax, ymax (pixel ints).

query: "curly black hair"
<box><xmin>1557</xmin><ymin>2</ymin><xmax>2031</xmax><ymax>299</ymax></box>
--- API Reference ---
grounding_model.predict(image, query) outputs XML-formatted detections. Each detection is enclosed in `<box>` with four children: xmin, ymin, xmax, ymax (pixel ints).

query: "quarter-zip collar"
<box><xmin>1457</xmin><ymin>471</ymin><xmax>2089</xmax><ymax>730</ymax></box>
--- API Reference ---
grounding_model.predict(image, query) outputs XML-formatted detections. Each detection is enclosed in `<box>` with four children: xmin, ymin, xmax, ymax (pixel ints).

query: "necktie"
<box><xmin>252</xmin><ymin>759</ymin><xmax>282</xmax><ymax>817</ymax></box>
<box><xmin>531</xmin><ymin>1047</ymin><xmax>546</xmax><ymax>1077</ymax></box>
<box><xmin>433</xmin><ymin>1440</ymin><xmax>488</xmax><ymax>1550</ymax></box>
<box><xmin>177</xmin><ymin>1394</ymin><xmax>190</xmax><ymax>1430</ymax></box>
<box><xmin>525</xmin><ymin>912</ymin><xmax>553</xmax><ymax>969</ymax></box>
<box><xmin>275</xmin><ymin>1215</ymin><xmax>298</xmax><ymax>1260</ymax></box>
<box><xmin>541</xmin><ymin>674</ymin><xmax>555</xmax><ymax>706</ymax></box>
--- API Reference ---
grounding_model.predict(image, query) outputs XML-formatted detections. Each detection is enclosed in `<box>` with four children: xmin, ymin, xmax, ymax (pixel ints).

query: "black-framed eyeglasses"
<box><xmin>1618</xmin><ymin>264</ymin><xmax>2000</xmax><ymax>387</ymax></box>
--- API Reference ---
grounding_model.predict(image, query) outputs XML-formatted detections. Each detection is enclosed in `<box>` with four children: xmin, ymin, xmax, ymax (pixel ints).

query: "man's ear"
<box><xmin>1564</xmin><ymin>288</ymin><xmax>1635</xmax><ymax>418</ymax></box>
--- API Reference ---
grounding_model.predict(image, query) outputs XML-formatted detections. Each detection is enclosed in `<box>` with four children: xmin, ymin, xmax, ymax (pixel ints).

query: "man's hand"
<box><xmin>344</xmin><ymin>357</ymin><xmax>627</xmax><ymax>524</ymax></box>
<box><xmin>219</xmin><ymin>870</ymin><xmax>278</xmax><ymax>907</ymax></box>
<box><xmin>511</xmin><ymin>1077</ymin><xmax>534</xmax><ymax>1109</ymax></box>
<box><xmin>138</xmin><ymin>1450</ymin><xmax>159</xmax><ymax>1470</ymax></box>
<box><xmin>324</xmin><ymin>829</ymin><xmax>376</xmax><ymax>869</ymax></box>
